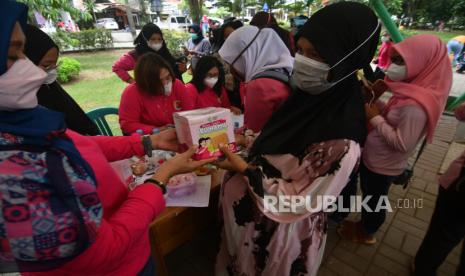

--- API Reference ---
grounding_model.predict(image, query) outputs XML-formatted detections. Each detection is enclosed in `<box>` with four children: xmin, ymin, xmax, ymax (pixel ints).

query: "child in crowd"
<box><xmin>339</xmin><ymin>34</ymin><xmax>452</xmax><ymax>244</ymax></box>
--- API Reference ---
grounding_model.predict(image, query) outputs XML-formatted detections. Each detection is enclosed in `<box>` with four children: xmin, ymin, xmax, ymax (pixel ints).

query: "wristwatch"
<box><xmin>144</xmin><ymin>178</ymin><xmax>167</xmax><ymax>194</ymax></box>
<box><xmin>142</xmin><ymin>135</ymin><xmax>153</xmax><ymax>157</ymax></box>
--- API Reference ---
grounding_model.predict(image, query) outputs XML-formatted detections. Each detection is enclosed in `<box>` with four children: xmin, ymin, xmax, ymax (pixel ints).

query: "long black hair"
<box><xmin>191</xmin><ymin>56</ymin><xmax>225</xmax><ymax>96</ymax></box>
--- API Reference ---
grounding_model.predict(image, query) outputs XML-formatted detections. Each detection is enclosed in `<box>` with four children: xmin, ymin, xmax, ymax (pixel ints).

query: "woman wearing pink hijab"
<box><xmin>339</xmin><ymin>34</ymin><xmax>452</xmax><ymax>244</ymax></box>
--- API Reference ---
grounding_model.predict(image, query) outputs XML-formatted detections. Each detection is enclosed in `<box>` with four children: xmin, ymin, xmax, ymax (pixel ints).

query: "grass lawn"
<box><xmin>62</xmin><ymin>49</ymin><xmax>128</xmax><ymax>111</ymax></box>
<box><xmin>412</xmin><ymin>29</ymin><xmax>464</xmax><ymax>43</ymax></box>
<box><xmin>62</xmin><ymin>49</ymin><xmax>128</xmax><ymax>135</ymax></box>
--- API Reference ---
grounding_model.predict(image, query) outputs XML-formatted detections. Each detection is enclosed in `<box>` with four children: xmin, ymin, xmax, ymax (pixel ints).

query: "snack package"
<box><xmin>173</xmin><ymin>107</ymin><xmax>236</xmax><ymax>160</ymax></box>
<box><xmin>167</xmin><ymin>173</ymin><xmax>197</xmax><ymax>198</ymax></box>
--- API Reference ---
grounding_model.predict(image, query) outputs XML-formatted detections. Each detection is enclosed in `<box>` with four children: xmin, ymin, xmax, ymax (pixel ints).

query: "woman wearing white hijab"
<box><xmin>219</xmin><ymin>25</ymin><xmax>293</xmax><ymax>132</ymax></box>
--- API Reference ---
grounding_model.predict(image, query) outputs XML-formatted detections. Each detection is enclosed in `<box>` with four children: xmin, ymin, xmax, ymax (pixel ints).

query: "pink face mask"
<box><xmin>0</xmin><ymin>58</ymin><xmax>47</xmax><ymax>111</ymax></box>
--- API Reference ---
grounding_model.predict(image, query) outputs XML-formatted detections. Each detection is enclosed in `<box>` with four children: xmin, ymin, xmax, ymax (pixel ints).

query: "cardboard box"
<box><xmin>173</xmin><ymin>107</ymin><xmax>236</xmax><ymax>160</ymax></box>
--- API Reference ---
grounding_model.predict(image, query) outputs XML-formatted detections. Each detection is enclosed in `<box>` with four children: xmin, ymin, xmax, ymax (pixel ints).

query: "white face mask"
<box><xmin>381</xmin><ymin>36</ymin><xmax>390</xmax><ymax>43</ymax></box>
<box><xmin>163</xmin><ymin>80</ymin><xmax>172</xmax><ymax>95</ymax></box>
<box><xmin>292</xmin><ymin>21</ymin><xmax>381</xmax><ymax>95</ymax></box>
<box><xmin>204</xmin><ymin>77</ymin><xmax>218</xmax><ymax>88</ymax></box>
<box><xmin>291</xmin><ymin>53</ymin><xmax>334</xmax><ymax>95</ymax></box>
<box><xmin>148</xmin><ymin>42</ymin><xmax>163</xmax><ymax>51</ymax></box>
<box><xmin>386</xmin><ymin>63</ymin><xmax>407</xmax><ymax>81</ymax></box>
<box><xmin>44</xmin><ymin>68</ymin><xmax>58</xmax><ymax>84</ymax></box>
<box><xmin>0</xmin><ymin>58</ymin><xmax>47</xmax><ymax>111</ymax></box>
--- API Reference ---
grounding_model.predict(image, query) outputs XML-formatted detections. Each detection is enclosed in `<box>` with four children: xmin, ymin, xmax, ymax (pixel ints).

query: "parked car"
<box><xmin>241</xmin><ymin>16</ymin><xmax>252</xmax><ymax>23</ymax></box>
<box><xmin>154</xmin><ymin>16</ymin><xmax>192</xmax><ymax>31</ymax></box>
<box><xmin>95</xmin><ymin>18</ymin><xmax>119</xmax><ymax>30</ymax></box>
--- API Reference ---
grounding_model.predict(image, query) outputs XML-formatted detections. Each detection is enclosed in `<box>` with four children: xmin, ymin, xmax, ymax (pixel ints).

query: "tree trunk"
<box><xmin>188</xmin><ymin>0</ymin><xmax>201</xmax><ymax>24</ymax></box>
<box><xmin>125</xmin><ymin>0</ymin><xmax>137</xmax><ymax>38</ymax></box>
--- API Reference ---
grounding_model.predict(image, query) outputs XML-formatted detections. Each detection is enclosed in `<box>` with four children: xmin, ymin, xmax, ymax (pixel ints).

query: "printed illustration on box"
<box><xmin>173</xmin><ymin>107</ymin><xmax>236</xmax><ymax>160</ymax></box>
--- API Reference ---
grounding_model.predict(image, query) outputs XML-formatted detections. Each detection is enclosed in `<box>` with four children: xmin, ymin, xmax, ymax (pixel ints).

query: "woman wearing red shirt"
<box><xmin>183</xmin><ymin>56</ymin><xmax>237</xmax><ymax>112</ymax></box>
<box><xmin>119</xmin><ymin>53</ymin><xmax>188</xmax><ymax>135</ymax></box>
<box><xmin>0</xmin><ymin>3</ymin><xmax>214</xmax><ymax>275</ymax></box>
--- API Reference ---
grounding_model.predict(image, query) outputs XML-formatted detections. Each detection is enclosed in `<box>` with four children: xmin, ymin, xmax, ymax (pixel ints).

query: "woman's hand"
<box><xmin>214</xmin><ymin>144</ymin><xmax>248</xmax><ymax>173</ymax></box>
<box><xmin>234</xmin><ymin>133</ymin><xmax>246</xmax><ymax>147</ymax></box>
<box><xmin>365</xmin><ymin>103</ymin><xmax>380</xmax><ymax>121</ymax></box>
<box><xmin>153</xmin><ymin>147</ymin><xmax>216</xmax><ymax>183</ymax></box>
<box><xmin>150</xmin><ymin>129</ymin><xmax>180</xmax><ymax>152</ymax></box>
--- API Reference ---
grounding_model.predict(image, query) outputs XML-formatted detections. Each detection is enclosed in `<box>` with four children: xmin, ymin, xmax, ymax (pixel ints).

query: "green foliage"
<box><xmin>138</xmin><ymin>0</ymin><xmax>151</xmax><ymax>25</ymax></box>
<box><xmin>348</xmin><ymin>0</ymin><xmax>402</xmax><ymax>16</ymax></box>
<box><xmin>18</xmin><ymin>0</ymin><xmax>91</xmax><ymax>22</ymax></box>
<box><xmin>186</xmin><ymin>0</ymin><xmax>202</xmax><ymax>24</ymax></box>
<box><xmin>216</xmin><ymin>0</ymin><xmax>233</xmax><ymax>11</ymax></box>
<box><xmin>232</xmin><ymin>0</ymin><xmax>242</xmax><ymax>15</ymax></box>
<box><xmin>57</xmin><ymin>57</ymin><xmax>81</xmax><ymax>83</ymax></box>
<box><xmin>164</xmin><ymin>30</ymin><xmax>190</xmax><ymax>55</ymax></box>
<box><xmin>212</xmin><ymin>7</ymin><xmax>232</xmax><ymax>18</ymax></box>
<box><xmin>51</xmin><ymin>31</ymin><xmax>80</xmax><ymax>50</ymax></box>
<box><xmin>399</xmin><ymin>29</ymin><xmax>419</xmax><ymax>39</ymax></box>
<box><xmin>51</xmin><ymin>29</ymin><xmax>113</xmax><ymax>51</ymax></box>
<box><xmin>400</xmin><ymin>0</ymin><xmax>465</xmax><ymax>25</ymax></box>
<box><xmin>282</xmin><ymin>1</ymin><xmax>308</xmax><ymax>15</ymax></box>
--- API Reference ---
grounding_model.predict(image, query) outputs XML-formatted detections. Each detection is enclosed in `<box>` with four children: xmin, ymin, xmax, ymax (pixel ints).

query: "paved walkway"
<box><xmin>451</xmin><ymin>72</ymin><xmax>465</xmax><ymax>98</ymax></box>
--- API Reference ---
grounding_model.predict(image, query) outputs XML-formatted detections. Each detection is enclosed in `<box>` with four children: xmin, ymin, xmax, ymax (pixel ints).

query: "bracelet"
<box><xmin>144</xmin><ymin>178</ymin><xmax>167</xmax><ymax>194</ymax></box>
<box><xmin>142</xmin><ymin>135</ymin><xmax>153</xmax><ymax>157</ymax></box>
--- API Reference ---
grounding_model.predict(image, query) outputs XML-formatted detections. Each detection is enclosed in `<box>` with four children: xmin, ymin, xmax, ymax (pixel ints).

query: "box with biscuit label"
<box><xmin>173</xmin><ymin>107</ymin><xmax>236</xmax><ymax>160</ymax></box>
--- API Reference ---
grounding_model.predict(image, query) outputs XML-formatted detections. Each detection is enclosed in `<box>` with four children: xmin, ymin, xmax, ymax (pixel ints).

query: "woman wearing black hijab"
<box><xmin>112</xmin><ymin>23</ymin><xmax>182</xmax><ymax>83</ymax></box>
<box><xmin>214</xmin><ymin>2</ymin><xmax>380</xmax><ymax>275</ymax></box>
<box><xmin>211</xmin><ymin>17</ymin><xmax>243</xmax><ymax>53</ymax></box>
<box><xmin>24</xmin><ymin>24</ymin><xmax>99</xmax><ymax>136</ymax></box>
<box><xmin>184</xmin><ymin>24</ymin><xmax>211</xmax><ymax>69</ymax></box>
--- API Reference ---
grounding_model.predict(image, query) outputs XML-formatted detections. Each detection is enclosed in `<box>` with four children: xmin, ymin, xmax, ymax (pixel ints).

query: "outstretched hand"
<box><xmin>150</xmin><ymin>129</ymin><xmax>180</xmax><ymax>152</ymax></box>
<box><xmin>153</xmin><ymin>147</ymin><xmax>216</xmax><ymax>183</ymax></box>
<box><xmin>214</xmin><ymin>144</ymin><xmax>248</xmax><ymax>173</ymax></box>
